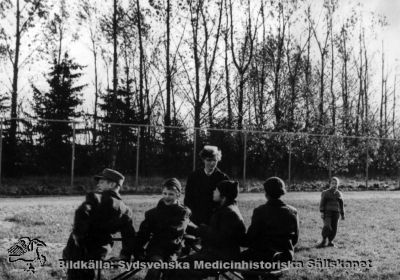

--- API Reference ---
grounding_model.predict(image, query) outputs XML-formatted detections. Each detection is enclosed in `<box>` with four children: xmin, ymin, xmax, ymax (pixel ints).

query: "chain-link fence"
<box><xmin>1</xmin><ymin>118</ymin><xmax>400</xmax><ymax>193</ymax></box>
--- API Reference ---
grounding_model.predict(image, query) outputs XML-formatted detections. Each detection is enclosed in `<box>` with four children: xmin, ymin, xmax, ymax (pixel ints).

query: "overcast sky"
<box><xmin>365</xmin><ymin>0</ymin><xmax>400</xmax><ymax>65</ymax></box>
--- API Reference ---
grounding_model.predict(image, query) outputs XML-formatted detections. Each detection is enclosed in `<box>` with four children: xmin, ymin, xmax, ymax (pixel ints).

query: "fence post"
<box><xmin>398</xmin><ymin>139</ymin><xmax>400</xmax><ymax>189</ymax></box>
<box><xmin>135</xmin><ymin>127</ymin><xmax>141</xmax><ymax>187</ymax></box>
<box><xmin>0</xmin><ymin>118</ymin><xmax>3</xmax><ymax>188</ymax></box>
<box><xmin>193</xmin><ymin>128</ymin><xmax>197</xmax><ymax>172</ymax></box>
<box><xmin>243</xmin><ymin>131</ymin><xmax>248</xmax><ymax>192</ymax></box>
<box><xmin>288</xmin><ymin>138</ymin><xmax>292</xmax><ymax>188</ymax></box>
<box><xmin>365</xmin><ymin>138</ymin><xmax>369</xmax><ymax>189</ymax></box>
<box><xmin>71</xmin><ymin>122</ymin><xmax>76</xmax><ymax>188</ymax></box>
<box><xmin>328</xmin><ymin>136</ymin><xmax>333</xmax><ymax>182</ymax></box>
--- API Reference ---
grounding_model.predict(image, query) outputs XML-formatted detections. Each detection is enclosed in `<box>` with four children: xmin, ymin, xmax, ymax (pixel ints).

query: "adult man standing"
<box><xmin>184</xmin><ymin>145</ymin><xmax>229</xmax><ymax>225</ymax></box>
<box><xmin>63</xmin><ymin>168</ymin><xmax>136</xmax><ymax>280</ymax></box>
<box><xmin>317</xmin><ymin>176</ymin><xmax>345</xmax><ymax>248</ymax></box>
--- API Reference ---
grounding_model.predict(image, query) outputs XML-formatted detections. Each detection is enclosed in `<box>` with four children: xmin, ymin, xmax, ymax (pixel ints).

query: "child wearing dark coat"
<box><xmin>241</xmin><ymin>177</ymin><xmax>299</xmax><ymax>280</ymax></box>
<box><xmin>133</xmin><ymin>178</ymin><xmax>191</xmax><ymax>280</ymax></box>
<box><xmin>63</xmin><ymin>168</ymin><xmax>136</xmax><ymax>280</ymax></box>
<box><xmin>172</xmin><ymin>180</ymin><xmax>246</xmax><ymax>280</ymax></box>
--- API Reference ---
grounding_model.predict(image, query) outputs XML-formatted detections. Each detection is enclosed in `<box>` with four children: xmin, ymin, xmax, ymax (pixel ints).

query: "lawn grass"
<box><xmin>0</xmin><ymin>192</ymin><xmax>400</xmax><ymax>279</ymax></box>
<box><xmin>1</xmin><ymin>175</ymin><xmax>400</xmax><ymax>196</ymax></box>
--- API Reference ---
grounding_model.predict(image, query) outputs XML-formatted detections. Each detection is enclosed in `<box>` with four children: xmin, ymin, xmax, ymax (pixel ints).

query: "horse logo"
<box><xmin>7</xmin><ymin>237</ymin><xmax>47</xmax><ymax>273</ymax></box>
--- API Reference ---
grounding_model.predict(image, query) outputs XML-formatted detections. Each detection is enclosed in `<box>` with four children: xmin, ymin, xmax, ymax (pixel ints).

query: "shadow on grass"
<box><xmin>294</xmin><ymin>246</ymin><xmax>313</xmax><ymax>253</ymax></box>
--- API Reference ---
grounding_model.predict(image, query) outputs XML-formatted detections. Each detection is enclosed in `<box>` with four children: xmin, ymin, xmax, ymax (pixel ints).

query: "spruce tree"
<box><xmin>97</xmin><ymin>87</ymin><xmax>138</xmax><ymax>172</ymax></box>
<box><xmin>32</xmin><ymin>52</ymin><xmax>85</xmax><ymax>173</ymax></box>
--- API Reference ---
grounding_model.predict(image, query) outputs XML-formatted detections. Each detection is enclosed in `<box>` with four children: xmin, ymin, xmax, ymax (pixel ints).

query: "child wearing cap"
<box><xmin>63</xmin><ymin>168</ymin><xmax>136</xmax><ymax>280</ymax></box>
<box><xmin>172</xmin><ymin>180</ymin><xmax>246</xmax><ymax>280</ymax></box>
<box><xmin>242</xmin><ymin>177</ymin><xmax>299</xmax><ymax>278</ymax></box>
<box><xmin>133</xmin><ymin>178</ymin><xmax>191</xmax><ymax>280</ymax></box>
<box><xmin>317</xmin><ymin>176</ymin><xmax>345</xmax><ymax>248</ymax></box>
<box><xmin>184</xmin><ymin>145</ymin><xmax>229</xmax><ymax>226</ymax></box>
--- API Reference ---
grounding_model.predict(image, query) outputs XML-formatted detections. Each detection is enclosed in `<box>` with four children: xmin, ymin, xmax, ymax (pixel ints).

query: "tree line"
<box><xmin>0</xmin><ymin>0</ymin><xmax>399</xmax><ymax>180</ymax></box>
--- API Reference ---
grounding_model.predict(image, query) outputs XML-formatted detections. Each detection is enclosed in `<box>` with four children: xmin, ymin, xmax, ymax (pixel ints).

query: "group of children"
<box><xmin>63</xmin><ymin>145</ymin><xmax>345</xmax><ymax>280</ymax></box>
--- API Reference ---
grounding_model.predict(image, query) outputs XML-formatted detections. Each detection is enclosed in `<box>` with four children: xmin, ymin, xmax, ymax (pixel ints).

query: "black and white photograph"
<box><xmin>0</xmin><ymin>0</ymin><xmax>400</xmax><ymax>279</ymax></box>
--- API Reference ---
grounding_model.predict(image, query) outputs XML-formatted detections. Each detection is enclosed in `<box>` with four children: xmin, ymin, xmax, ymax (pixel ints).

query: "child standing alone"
<box><xmin>317</xmin><ymin>177</ymin><xmax>345</xmax><ymax>248</ymax></box>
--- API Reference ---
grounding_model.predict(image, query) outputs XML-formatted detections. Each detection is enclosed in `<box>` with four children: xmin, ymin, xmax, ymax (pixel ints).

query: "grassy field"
<box><xmin>1</xmin><ymin>175</ymin><xmax>400</xmax><ymax>195</ymax></box>
<box><xmin>1</xmin><ymin>192</ymin><xmax>400</xmax><ymax>280</ymax></box>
